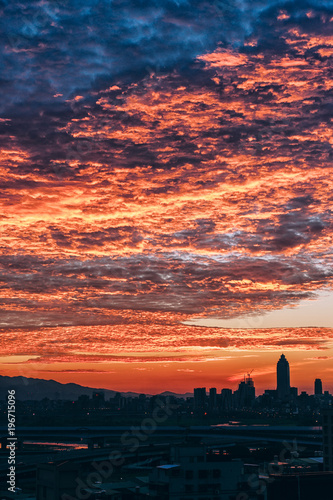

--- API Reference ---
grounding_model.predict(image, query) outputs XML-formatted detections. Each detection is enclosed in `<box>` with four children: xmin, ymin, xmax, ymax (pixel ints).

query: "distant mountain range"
<box><xmin>0</xmin><ymin>375</ymin><xmax>192</xmax><ymax>401</ymax></box>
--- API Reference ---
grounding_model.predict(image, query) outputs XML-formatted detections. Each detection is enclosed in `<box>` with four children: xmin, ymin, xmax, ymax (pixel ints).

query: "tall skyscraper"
<box><xmin>277</xmin><ymin>354</ymin><xmax>290</xmax><ymax>401</ymax></box>
<box><xmin>315</xmin><ymin>378</ymin><xmax>323</xmax><ymax>395</ymax></box>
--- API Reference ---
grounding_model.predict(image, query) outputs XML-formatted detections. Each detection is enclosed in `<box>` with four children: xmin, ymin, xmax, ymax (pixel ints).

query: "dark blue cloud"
<box><xmin>1</xmin><ymin>0</ymin><xmax>333</xmax><ymax>115</ymax></box>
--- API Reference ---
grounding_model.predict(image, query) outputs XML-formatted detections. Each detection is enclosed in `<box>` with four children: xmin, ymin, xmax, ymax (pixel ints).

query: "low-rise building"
<box><xmin>149</xmin><ymin>443</ymin><xmax>265</xmax><ymax>499</ymax></box>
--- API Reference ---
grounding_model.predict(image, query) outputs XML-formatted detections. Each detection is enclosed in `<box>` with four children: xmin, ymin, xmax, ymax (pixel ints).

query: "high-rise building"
<box><xmin>209</xmin><ymin>387</ymin><xmax>217</xmax><ymax>411</ymax></box>
<box><xmin>277</xmin><ymin>354</ymin><xmax>290</xmax><ymax>401</ymax></box>
<box><xmin>221</xmin><ymin>388</ymin><xmax>233</xmax><ymax>410</ymax></box>
<box><xmin>194</xmin><ymin>387</ymin><xmax>206</xmax><ymax>411</ymax></box>
<box><xmin>92</xmin><ymin>391</ymin><xmax>105</xmax><ymax>408</ymax></box>
<box><xmin>235</xmin><ymin>375</ymin><xmax>255</xmax><ymax>409</ymax></box>
<box><xmin>322</xmin><ymin>408</ymin><xmax>333</xmax><ymax>471</ymax></box>
<box><xmin>315</xmin><ymin>378</ymin><xmax>323</xmax><ymax>395</ymax></box>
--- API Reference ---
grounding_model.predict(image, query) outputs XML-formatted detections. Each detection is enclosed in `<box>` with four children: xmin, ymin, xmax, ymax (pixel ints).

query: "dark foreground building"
<box><xmin>323</xmin><ymin>408</ymin><xmax>333</xmax><ymax>471</ymax></box>
<box><xmin>149</xmin><ymin>443</ymin><xmax>265</xmax><ymax>499</ymax></box>
<box><xmin>266</xmin><ymin>472</ymin><xmax>333</xmax><ymax>500</ymax></box>
<box><xmin>36</xmin><ymin>462</ymin><xmax>80</xmax><ymax>500</ymax></box>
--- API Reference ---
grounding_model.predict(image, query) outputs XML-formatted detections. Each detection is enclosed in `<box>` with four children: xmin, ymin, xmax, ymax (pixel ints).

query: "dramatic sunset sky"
<box><xmin>1</xmin><ymin>0</ymin><xmax>333</xmax><ymax>394</ymax></box>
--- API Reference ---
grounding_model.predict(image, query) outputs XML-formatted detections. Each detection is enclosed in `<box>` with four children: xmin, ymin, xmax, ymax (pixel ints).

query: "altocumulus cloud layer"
<box><xmin>1</xmin><ymin>0</ymin><xmax>333</xmax><ymax>362</ymax></box>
